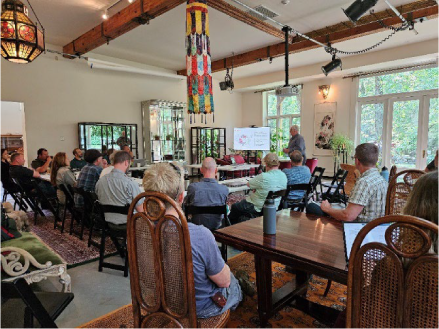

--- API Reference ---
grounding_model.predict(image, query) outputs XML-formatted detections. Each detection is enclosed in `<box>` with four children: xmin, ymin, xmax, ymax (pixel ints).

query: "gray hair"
<box><xmin>289</xmin><ymin>150</ymin><xmax>303</xmax><ymax>164</ymax></box>
<box><xmin>290</xmin><ymin>125</ymin><xmax>299</xmax><ymax>133</ymax></box>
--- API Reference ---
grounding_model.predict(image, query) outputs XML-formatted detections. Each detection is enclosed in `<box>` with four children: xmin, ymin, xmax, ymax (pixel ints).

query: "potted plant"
<box><xmin>270</xmin><ymin>129</ymin><xmax>284</xmax><ymax>156</ymax></box>
<box><xmin>154</xmin><ymin>135</ymin><xmax>160</xmax><ymax>141</ymax></box>
<box><xmin>329</xmin><ymin>133</ymin><xmax>354</xmax><ymax>166</ymax></box>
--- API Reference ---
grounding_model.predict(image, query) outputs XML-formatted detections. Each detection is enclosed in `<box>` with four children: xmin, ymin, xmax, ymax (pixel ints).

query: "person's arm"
<box><xmin>131</xmin><ymin>182</ymin><xmax>145</xmax><ymax>213</ymax></box>
<box><xmin>31</xmin><ymin>169</ymin><xmax>40</xmax><ymax>178</ymax></box>
<box><xmin>248</xmin><ymin>174</ymin><xmax>263</xmax><ymax>190</ymax></box>
<box><xmin>320</xmin><ymin>200</ymin><xmax>364</xmax><ymax>222</ymax></box>
<box><xmin>35</xmin><ymin>157</ymin><xmax>52</xmax><ymax>173</ymax></box>
<box><xmin>209</xmin><ymin>264</ymin><xmax>231</xmax><ymax>288</ymax></box>
<box><xmin>64</xmin><ymin>169</ymin><xmax>76</xmax><ymax>186</ymax></box>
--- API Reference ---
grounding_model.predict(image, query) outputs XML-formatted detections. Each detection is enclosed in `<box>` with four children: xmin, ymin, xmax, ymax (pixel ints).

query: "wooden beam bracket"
<box><xmin>133</xmin><ymin>13</ymin><xmax>153</xmax><ymax>25</ymax></box>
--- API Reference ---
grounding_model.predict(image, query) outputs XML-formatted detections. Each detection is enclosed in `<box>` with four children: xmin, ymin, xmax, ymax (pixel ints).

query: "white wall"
<box><xmin>241</xmin><ymin>76</ymin><xmax>357</xmax><ymax>176</ymax></box>
<box><xmin>1</xmin><ymin>53</ymin><xmax>243</xmax><ymax>162</ymax></box>
<box><xmin>1</xmin><ymin>101</ymin><xmax>24</xmax><ymax>135</ymax></box>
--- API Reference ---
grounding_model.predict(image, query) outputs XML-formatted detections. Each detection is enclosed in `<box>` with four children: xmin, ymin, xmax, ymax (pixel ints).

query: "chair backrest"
<box><xmin>266</xmin><ymin>189</ymin><xmax>287</xmax><ymax>200</ymax></box>
<box><xmin>385</xmin><ymin>169</ymin><xmax>425</xmax><ymax>216</ymax></box>
<box><xmin>346</xmin><ymin>215</ymin><xmax>438</xmax><ymax>328</ymax></box>
<box><xmin>311</xmin><ymin>166</ymin><xmax>325</xmax><ymax>181</ymax></box>
<box><xmin>59</xmin><ymin>184</ymin><xmax>74</xmax><ymax>204</ymax></box>
<box><xmin>340</xmin><ymin>164</ymin><xmax>360</xmax><ymax>196</ymax></box>
<box><xmin>127</xmin><ymin>191</ymin><xmax>197</xmax><ymax>328</ymax></box>
<box><xmin>282</xmin><ymin>183</ymin><xmax>313</xmax><ymax>210</ymax></box>
<box><xmin>185</xmin><ymin>205</ymin><xmax>230</xmax><ymax>227</ymax></box>
<box><xmin>388</xmin><ymin>165</ymin><xmax>398</xmax><ymax>183</ymax></box>
<box><xmin>1</xmin><ymin>278</ymin><xmax>69</xmax><ymax>328</ymax></box>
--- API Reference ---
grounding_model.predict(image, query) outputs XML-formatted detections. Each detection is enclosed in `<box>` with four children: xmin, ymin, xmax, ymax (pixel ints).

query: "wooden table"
<box><xmin>214</xmin><ymin>210</ymin><xmax>347</xmax><ymax>326</ymax></box>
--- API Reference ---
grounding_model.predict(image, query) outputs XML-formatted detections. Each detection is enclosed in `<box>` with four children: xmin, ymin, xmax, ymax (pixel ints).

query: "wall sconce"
<box><xmin>319</xmin><ymin>85</ymin><xmax>330</xmax><ymax>99</ymax></box>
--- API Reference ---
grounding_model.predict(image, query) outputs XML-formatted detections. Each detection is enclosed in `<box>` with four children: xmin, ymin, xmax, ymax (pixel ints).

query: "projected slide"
<box><xmin>234</xmin><ymin>127</ymin><xmax>270</xmax><ymax>151</ymax></box>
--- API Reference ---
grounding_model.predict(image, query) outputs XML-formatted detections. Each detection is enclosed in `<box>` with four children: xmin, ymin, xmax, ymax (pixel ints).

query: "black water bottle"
<box><xmin>263</xmin><ymin>198</ymin><xmax>276</xmax><ymax>235</ymax></box>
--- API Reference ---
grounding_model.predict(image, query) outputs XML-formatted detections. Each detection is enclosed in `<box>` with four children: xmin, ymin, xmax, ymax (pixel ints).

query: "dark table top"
<box><xmin>215</xmin><ymin>209</ymin><xmax>348</xmax><ymax>283</ymax></box>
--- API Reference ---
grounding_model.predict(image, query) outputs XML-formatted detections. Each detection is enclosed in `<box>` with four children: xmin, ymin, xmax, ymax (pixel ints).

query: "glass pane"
<box><xmin>291</xmin><ymin>117</ymin><xmax>300</xmax><ymax>130</ymax></box>
<box><xmin>391</xmin><ymin>100</ymin><xmax>419</xmax><ymax>168</ymax></box>
<box><xmin>267</xmin><ymin>93</ymin><xmax>277</xmax><ymax>116</ymax></box>
<box><xmin>427</xmin><ymin>98</ymin><xmax>439</xmax><ymax>163</ymax></box>
<box><xmin>280</xmin><ymin>118</ymin><xmax>290</xmax><ymax>152</ymax></box>
<box><xmin>360</xmin><ymin>103</ymin><xmax>384</xmax><ymax>165</ymax></box>
<box><xmin>359</xmin><ymin>67</ymin><xmax>438</xmax><ymax>97</ymax></box>
<box><xmin>281</xmin><ymin>95</ymin><xmax>300</xmax><ymax>115</ymax></box>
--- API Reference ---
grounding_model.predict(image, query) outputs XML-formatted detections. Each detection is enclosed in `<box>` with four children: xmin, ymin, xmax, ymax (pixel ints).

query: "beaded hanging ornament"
<box><xmin>186</xmin><ymin>0</ymin><xmax>214</xmax><ymax>124</ymax></box>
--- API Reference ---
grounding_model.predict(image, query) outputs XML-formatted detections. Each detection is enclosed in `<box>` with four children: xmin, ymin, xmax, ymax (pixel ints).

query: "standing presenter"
<box><xmin>283</xmin><ymin>125</ymin><xmax>306</xmax><ymax>164</ymax></box>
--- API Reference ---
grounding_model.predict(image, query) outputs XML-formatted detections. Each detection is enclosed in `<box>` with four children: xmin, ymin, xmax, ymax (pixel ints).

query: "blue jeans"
<box><xmin>306</xmin><ymin>202</ymin><xmax>328</xmax><ymax>216</ymax></box>
<box><xmin>197</xmin><ymin>273</ymin><xmax>243</xmax><ymax>319</ymax></box>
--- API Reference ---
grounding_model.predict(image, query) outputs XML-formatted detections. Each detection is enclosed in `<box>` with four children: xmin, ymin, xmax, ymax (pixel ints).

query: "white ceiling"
<box><xmin>29</xmin><ymin>0</ymin><xmax>438</xmax><ymax>75</ymax></box>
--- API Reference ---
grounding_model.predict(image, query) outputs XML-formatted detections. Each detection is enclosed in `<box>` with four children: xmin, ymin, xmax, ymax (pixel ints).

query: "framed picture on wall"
<box><xmin>313</xmin><ymin>102</ymin><xmax>336</xmax><ymax>156</ymax></box>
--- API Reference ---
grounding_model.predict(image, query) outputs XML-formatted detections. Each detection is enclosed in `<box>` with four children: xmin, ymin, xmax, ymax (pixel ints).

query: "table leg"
<box><xmin>255</xmin><ymin>255</ymin><xmax>272</xmax><ymax>327</ymax></box>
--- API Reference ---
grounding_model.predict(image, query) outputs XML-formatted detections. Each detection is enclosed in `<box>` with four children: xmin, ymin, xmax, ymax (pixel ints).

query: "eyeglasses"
<box><xmin>169</xmin><ymin>162</ymin><xmax>183</xmax><ymax>200</ymax></box>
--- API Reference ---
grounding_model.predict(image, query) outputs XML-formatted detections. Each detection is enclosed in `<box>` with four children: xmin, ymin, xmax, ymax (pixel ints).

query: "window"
<box><xmin>357</xmin><ymin>67</ymin><xmax>438</xmax><ymax>169</ymax></box>
<box><xmin>265</xmin><ymin>91</ymin><xmax>301</xmax><ymax>154</ymax></box>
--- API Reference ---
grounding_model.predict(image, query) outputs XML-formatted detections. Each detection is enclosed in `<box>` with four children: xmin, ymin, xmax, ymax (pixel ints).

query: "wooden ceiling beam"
<box><xmin>206</xmin><ymin>0</ymin><xmax>292</xmax><ymax>43</ymax></box>
<box><xmin>177</xmin><ymin>0</ymin><xmax>438</xmax><ymax>75</ymax></box>
<box><xmin>63</xmin><ymin>0</ymin><xmax>186</xmax><ymax>58</ymax></box>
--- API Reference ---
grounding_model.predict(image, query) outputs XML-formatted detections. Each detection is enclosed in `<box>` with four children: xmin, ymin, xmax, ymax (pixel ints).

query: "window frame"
<box><xmin>264</xmin><ymin>91</ymin><xmax>302</xmax><ymax>153</ymax></box>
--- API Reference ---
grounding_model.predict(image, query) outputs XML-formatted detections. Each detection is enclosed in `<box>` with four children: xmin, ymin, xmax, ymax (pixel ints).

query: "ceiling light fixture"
<box><xmin>342</xmin><ymin>0</ymin><xmax>379</xmax><ymax>23</ymax></box>
<box><xmin>128</xmin><ymin>0</ymin><xmax>134</xmax><ymax>3</ymax></box>
<box><xmin>319</xmin><ymin>85</ymin><xmax>331</xmax><ymax>99</ymax></box>
<box><xmin>322</xmin><ymin>55</ymin><xmax>342</xmax><ymax>76</ymax></box>
<box><xmin>102</xmin><ymin>9</ymin><xmax>108</xmax><ymax>20</ymax></box>
<box><xmin>1</xmin><ymin>0</ymin><xmax>45</xmax><ymax>64</ymax></box>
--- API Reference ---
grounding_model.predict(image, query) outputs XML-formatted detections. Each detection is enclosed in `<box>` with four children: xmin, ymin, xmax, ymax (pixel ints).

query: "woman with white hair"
<box><xmin>283</xmin><ymin>125</ymin><xmax>306</xmax><ymax>164</ymax></box>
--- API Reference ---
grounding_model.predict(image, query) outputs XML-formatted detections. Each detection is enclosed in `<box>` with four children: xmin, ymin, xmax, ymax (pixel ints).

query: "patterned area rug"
<box><xmin>29</xmin><ymin>211</ymin><xmax>117</xmax><ymax>267</ymax></box>
<box><xmin>79</xmin><ymin>252</ymin><xmax>346</xmax><ymax>328</ymax></box>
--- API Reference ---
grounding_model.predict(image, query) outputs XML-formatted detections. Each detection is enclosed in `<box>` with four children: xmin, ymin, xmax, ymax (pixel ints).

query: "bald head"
<box><xmin>201</xmin><ymin>157</ymin><xmax>217</xmax><ymax>179</ymax></box>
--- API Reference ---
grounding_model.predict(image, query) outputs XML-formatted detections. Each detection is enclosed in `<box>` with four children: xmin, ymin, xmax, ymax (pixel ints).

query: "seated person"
<box><xmin>100</xmin><ymin>151</ymin><xmax>116</xmax><ymax>178</ymax></box>
<box><xmin>9</xmin><ymin>152</ymin><xmax>56</xmax><ymax>198</ymax></box>
<box><xmin>282</xmin><ymin>150</ymin><xmax>311</xmax><ymax>201</ymax></box>
<box><xmin>229</xmin><ymin>153</ymin><xmax>287</xmax><ymax>225</ymax></box>
<box><xmin>184</xmin><ymin>157</ymin><xmax>229</xmax><ymax>230</ymax></box>
<box><xmin>74</xmin><ymin>149</ymin><xmax>106</xmax><ymax>208</ymax></box>
<box><xmin>50</xmin><ymin>152</ymin><xmax>76</xmax><ymax>204</ymax></box>
<box><xmin>95</xmin><ymin>151</ymin><xmax>143</xmax><ymax>229</ymax></box>
<box><xmin>31</xmin><ymin>148</ymin><xmax>52</xmax><ymax>174</ymax></box>
<box><xmin>334</xmin><ymin>171</ymin><xmax>438</xmax><ymax>328</ymax></box>
<box><xmin>70</xmin><ymin>148</ymin><xmax>87</xmax><ymax>171</ymax></box>
<box><xmin>1</xmin><ymin>148</ymin><xmax>19</xmax><ymax>193</ymax></box>
<box><xmin>425</xmin><ymin>149</ymin><xmax>438</xmax><ymax>172</ymax></box>
<box><xmin>121</xmin><ymin>145</ymin><xmax>134</xmax><ymax>160</ymax></box>
<box><xmin>142</xmin><ymin>162</ymin><xmax>242</xmax><ymax>318</ymax></box>
<box><xmin>307</xmin><ymin>143</ymin><xmax>387</xmax><ymax>222</ymax></box>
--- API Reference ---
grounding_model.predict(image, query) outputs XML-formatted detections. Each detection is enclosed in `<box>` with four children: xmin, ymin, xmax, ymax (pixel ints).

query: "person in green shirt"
<box><xmin>70</xmin><ymin>148</ymin><xmax>87</xmax><ymax>171</ymax></box>
<box><xmin>229</xmin><ymin>153</ymin><xmax>287</xmax><ymax>225</ymax></box>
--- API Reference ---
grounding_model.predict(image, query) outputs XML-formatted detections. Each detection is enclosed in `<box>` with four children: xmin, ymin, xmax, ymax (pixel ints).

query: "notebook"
<box><xmin>343</xmin><ymin>222</ymin><xmax>391</xmax><ymax>263</ymax></box>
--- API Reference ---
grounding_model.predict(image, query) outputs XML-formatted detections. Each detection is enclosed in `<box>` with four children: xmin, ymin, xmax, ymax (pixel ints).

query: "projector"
<box><xmin>275</xmin><ymin>85</ymin><xmax>299</xmax><ymax>97</ymax></box>
<box><xmin>219</xmin><ymin>79</ymin><xmax>234</xmax><ymax>91</ymax></box>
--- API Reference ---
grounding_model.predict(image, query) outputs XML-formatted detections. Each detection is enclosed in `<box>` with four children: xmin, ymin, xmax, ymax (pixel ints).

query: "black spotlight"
<box><xmin>342</xmin><ymin>0</ymin><xmax>379</xmax><ymax>23</ymax></box>
<box><xmin>322</xmin><ymin>55</ymin><xmax>342</xmax><ymax>76</ymax></box>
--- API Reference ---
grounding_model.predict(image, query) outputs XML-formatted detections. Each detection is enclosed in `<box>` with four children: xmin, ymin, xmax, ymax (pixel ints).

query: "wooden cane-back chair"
<box><xmin>385</xmin><ymin>170</ymin><xmax>425</xmax><ymax>215</ymax></box>
<box><xmin>340</xmin><ymin>164</ymin><xmax>360</xmax><ymax>196</ymax></box>
<box><xmin>388</xmin><ymin>165</ymin><xmax>397</xmax><ymax>183</ymax></box>
<box><xmin>346</xmin><ymin>215</ymin><xmax>438</xmax><ymax>328</ymax></box>
<box><xmin>127</xmin><ymin>191</ymin><xmax>230</xmax><ymax>328</ymax></box>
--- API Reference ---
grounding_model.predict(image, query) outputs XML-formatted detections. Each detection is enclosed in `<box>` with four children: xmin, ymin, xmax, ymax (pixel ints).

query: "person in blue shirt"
<box><xmin>282</xmin><ymin>150</ymin><xmax>311</xmax><ymax>201</ymax></box>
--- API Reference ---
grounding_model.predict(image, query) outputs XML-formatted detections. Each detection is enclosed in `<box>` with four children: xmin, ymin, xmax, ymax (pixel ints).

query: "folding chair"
<box><xmin>185</xmin><ymin>205</ymin><xmax>230</xmax><ymax>261</ymax></box>
<box><xmin>321</xmin><ymin>169</ymin><xmax>348</xmax><ymax>205</ymax></box>
<box><xmin>11</xmin><ymin>178</ymin><xmax>44</xmax><ymax>224</ymax></box>
<box><xmin>310</xmin><ymin>166</ymin><xmax>325</xmax><ymax>200</ymax></box>
<box><xmin>94</xmin><ymin>200</ymin><xmax>130</xmax><ymax>277</ymax></box>
<box><xmin>58</xmin><ymin>184</ymin><xmax>80</xmax><ymax>234</ymax></box>
<box><xmin>31</xmin><ymin>180</ymin><xmax>61</xmax><ymax>230</ymax></box>
<box><xmin>267</xmin><ymin>189</ymin><xmax>288</xmax><ymax>211</ymax></box>
<box><xmin>1</xmin><ymin>278</ymin><xmax>74</xmax><ymax>328</ymax></box>
<box><xmin>282</xmin><ymin>182</ymin><xmax>313</xmax><ymax>212</ymax></box>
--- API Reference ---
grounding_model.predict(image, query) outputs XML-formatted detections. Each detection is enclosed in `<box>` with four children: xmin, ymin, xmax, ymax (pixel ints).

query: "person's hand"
<box><xmin>320</xmin><ymin>200</ymin><xmax>331</xmax><ymax>213</ymax></box>
<box><xmin>46</xmin><ymin>156</ymin><xmax>52</xmax><ymax>163</ymax></box>
<box><xmin>17</xmin><ymin>147</ymin><xmax>24</xmax><ymax>154</ymax></box>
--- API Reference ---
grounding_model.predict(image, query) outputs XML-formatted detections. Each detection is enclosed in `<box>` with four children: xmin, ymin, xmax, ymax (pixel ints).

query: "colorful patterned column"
<box><xmin>186</xmin><ymin>0</ymin><xmax>214</xmax><ymax>123</ymax></box>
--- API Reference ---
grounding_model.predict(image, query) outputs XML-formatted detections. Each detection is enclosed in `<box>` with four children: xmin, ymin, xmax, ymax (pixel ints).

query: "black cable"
<box><xmin>25</xmin><ymin>0</ymin><xmax>45</xmax><ymax>31</ymax></box>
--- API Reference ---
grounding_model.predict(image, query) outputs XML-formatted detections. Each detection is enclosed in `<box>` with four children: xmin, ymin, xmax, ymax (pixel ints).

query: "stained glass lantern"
<box><xmin>1</xmin><ymin>0</ymin><xmax>45</xmax><ymax>63</ymax></box>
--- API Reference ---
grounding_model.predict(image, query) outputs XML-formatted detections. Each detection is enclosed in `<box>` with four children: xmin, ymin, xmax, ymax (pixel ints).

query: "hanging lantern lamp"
<box><xmin>1</xmin><ymin>0</ymin><xmax>45</xmax><ymax>63</ymax></box>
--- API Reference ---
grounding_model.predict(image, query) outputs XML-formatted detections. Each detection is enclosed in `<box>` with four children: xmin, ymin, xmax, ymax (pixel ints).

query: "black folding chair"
<box><xmin>72</xmin><ymin>186</ymin><xmax>94</xmax><ymax>240</ymax></box>
<box><xmin>185</xmin><ymin>205</ymin><xmax>230</xmax><ymax>261</ymax></box>
<box><xmin>94</xmin><ymin>200</ymin><xmax>130</xmax><ymax>277</ymax></box>
<box><xmin>11</xmin><ymin>178</ymin><xmax>44</xmax><ymax>223</ymax></box>
<box><xmin>266</xmin><ymin>189</ymin><xmax>288</xmax><ymax>211</ymax></box>
<box><xmin>31</xmin><ymin>180</ymin><xmax>61</xmax><ymax>230</ymax></box>
<box><xmin>321</xmin><ymin>169</ymin><xmax>349</xmax><ymax>205</ymax></box>
<box><xmin>282</xmin><ymin>183</ymin><xmax>313</xmax><ymax>212</ymax></box>
<box><xmin>58</xmin><ymin>184</ymin><xmax>80</xmax><ymax>234</ymax></box>
<box><xmin>1</xmin><ymin>278</ymin><xmax>74</xmax><ymax>328</ymax></box>
<box><xmin>2</xmin><ymin>186</ymin><xmax>27</xmax><ymax>211</ymax></box>
<box><xmin>310</xmin><ymin>166</ymin><xmax>325</xmax><ymax>200</ymax></box>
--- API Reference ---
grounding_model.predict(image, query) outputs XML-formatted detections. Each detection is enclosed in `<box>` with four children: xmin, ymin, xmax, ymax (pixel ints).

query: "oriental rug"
<box><xmin>79</xmin><ymin>252</ymin><xmax>346</xmax><ymax>328</ymax></box>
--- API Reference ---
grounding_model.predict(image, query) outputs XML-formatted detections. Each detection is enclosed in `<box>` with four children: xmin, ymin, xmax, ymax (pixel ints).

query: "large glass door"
<box><xmin>389</xmin><ymin>98</ymin><xmax>421</xmax><ymax>169</ymax></box>
<box><xmin>422</xmin><ymin>96</ymin><xmax>438</xmax><ymax>168</ymax></box>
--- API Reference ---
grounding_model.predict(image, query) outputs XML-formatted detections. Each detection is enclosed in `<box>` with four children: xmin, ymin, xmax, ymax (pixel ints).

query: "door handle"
<box><xmin>423</xmin><ymin>150</ymin><xmax>426</xmax><ymax>158</ymax></box>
